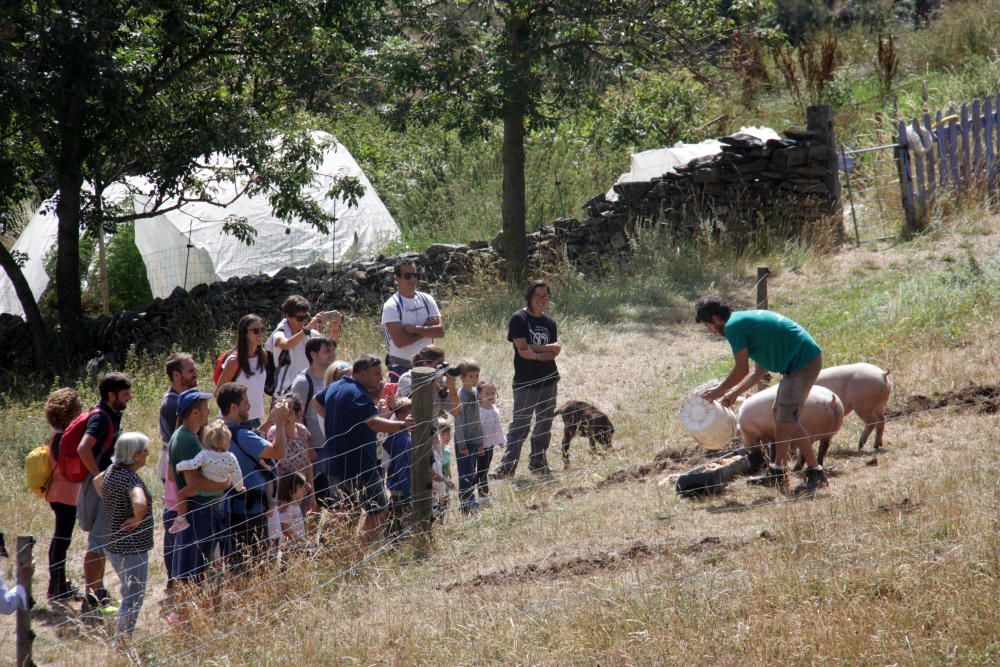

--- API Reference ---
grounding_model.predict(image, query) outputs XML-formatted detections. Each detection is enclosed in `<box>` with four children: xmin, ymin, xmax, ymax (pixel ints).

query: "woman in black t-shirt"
<box><xmin>494</xmin><ymin>280</ymin><xmax>563</xmax><ymax>477</ymax></box>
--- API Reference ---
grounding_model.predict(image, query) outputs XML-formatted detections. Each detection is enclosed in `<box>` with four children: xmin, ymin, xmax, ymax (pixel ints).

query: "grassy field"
<box><xmin>1</xmin><ymin>202</ymin><xmax>997</xmax><ymax>664</ymax></box>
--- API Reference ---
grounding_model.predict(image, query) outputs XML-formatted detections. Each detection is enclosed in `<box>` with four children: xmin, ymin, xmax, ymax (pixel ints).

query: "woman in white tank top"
<box><xmin>216</xmin><ymin>314</ymin><xmax>268</xmax><ymax>427</ymax></box>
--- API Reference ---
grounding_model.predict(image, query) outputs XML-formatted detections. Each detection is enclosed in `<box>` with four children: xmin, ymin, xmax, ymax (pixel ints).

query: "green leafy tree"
<box><xmin>379</xmin><ymin>0</ymin><xmax>746</xmax><ymax>277</ymax></box>
<box><xmin>0</xmin><ymin>1</ymin><xmax>380</xmax><ymax>359</ymax></box>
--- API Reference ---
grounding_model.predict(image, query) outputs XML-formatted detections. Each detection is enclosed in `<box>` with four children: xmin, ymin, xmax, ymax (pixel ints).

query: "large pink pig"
<box><xmin>738</xmin><ymin>384</ymin><xmax>845</xmax><ymax>468</ymax></box>
<box><xmin>814</xmin><ymin>363</ymin><xmax>891</xmax><ymax>451</ymax></box>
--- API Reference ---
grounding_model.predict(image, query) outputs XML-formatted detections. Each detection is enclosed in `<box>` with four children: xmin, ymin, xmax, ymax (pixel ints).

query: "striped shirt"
<box><xmin>103</xmin><ymin>465</ymin><xmax>154</xmax><ymax>554</ymax></box>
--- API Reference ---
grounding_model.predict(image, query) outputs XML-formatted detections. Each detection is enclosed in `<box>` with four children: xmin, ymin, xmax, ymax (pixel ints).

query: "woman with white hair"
<box><xmin>97</xmin><ymin>431</ymin><xmax>154</xmax><ymax>640</ymax></box>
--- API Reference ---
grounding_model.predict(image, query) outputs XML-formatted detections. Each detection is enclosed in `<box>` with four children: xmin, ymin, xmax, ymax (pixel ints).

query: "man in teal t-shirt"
<box><xmin>695</xmin><ymin>295</ymin><xmax>827</xmax><ymax>494</ymax></box>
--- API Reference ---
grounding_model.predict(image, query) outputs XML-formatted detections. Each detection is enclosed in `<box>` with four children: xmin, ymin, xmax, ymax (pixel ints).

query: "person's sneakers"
<box><xmin>489</xmin><ymin>466</ymin><xmax>515</xmax><ymax>480</ymax></box>
<box><xmin>747</xmin><ymin>465</ymin><xmax>789</xmax><ymax>489</ymax></box>
<box><xmin>82</xmin><ymin>589</ymin><xmax>119</xmax><ymax>617</ymax></box>
<box><xmin>460</xmin><ymin>499</ymin><xmax>482</xmax><ymax>515</ymax></box>
<box><xmin>168</xmin><ymin>515</ymin><xmax>190</xmax><ymax>535</ymax></box>
<box><xmin>794</xmin><ymin>466</ymin><xmax>829</xmax><ymax>495</ymax></box>
<box><xmin>47</xmin><ymin>581</ymin><xmax>83</xmax><ymax>604</ymax></box>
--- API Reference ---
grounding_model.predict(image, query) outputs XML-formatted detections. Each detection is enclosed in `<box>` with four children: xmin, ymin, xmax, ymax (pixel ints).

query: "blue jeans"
<box><xmin>106</xmin><ymin>551</ymin><xmax>148</xmax><ymax>637</ymax></box>
<box><xmin>455</xmin><ymin>442</ymin><xmax>480</xmax><ymax>506</ymax></box>
<box><xmin>162</xmin><ymin>508</ymin><xmax>178</xmax><ymax>582</ymax></box>
<box><xmin>171</xmin><ymin>497</ymin><xmax>226</xmax><ymax>581</ymax></box>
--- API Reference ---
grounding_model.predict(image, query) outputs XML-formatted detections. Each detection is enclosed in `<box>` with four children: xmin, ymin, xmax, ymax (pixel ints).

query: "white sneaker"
<box><xmin>168</xmin><ymin>516</ymin><xmax>190</xmax><ymax>535</ymax></box>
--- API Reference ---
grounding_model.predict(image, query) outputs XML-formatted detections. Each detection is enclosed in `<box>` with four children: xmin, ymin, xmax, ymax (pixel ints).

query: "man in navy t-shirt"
<box><xmin>76</xmin><ymin>372</ymin><xmax>131</xmax><ymax>615</ymax></box>
<box><xmin>313</xmin><ymin>355</ymin><xmax>413</xmax><ymax>543</ymax></box>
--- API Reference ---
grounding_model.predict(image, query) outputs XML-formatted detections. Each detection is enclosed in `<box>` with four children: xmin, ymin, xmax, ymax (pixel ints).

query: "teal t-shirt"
<box><xmin>169</xmin><ymin>425</ymin><xmax>221</xmax><ymax>500</ymax></box>
<box><xmin>723</xmin><ymin>310</ymin><xmax>821</xmax><ymax>374</ymax></box>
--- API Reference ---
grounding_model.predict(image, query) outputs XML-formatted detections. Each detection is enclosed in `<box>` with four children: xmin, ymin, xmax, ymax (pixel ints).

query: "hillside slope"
<box><xmin>1</xmin><ymin>214</ymin><xmax>998</xmax><ymax>665</ymax></box>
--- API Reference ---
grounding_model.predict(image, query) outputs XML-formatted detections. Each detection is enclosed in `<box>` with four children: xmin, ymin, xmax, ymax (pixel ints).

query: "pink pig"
<box><xmin>814</xmin><ymin>363</ymin><xmax>892</xmax><ymax>451</ymax></box>
<box><xmin>738</xmin><ymin>384</ymin><xmax>845</xmax><ymax>469</ymax></box>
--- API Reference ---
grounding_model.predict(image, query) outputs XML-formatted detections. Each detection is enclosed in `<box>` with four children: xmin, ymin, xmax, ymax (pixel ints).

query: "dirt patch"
<box><xmin>445</xmin><ymin>540</ymin><xmax>671</xmax><ymax>591</ymax></box>
<box><xmin>886</xmin><ymin>383</ymin><xmax>1000</xmax><ymax>418</ymax></box>
<box><xmin>445</xmin><ymin>536</ymin><xmax>735</xmax><ymax>591</ymax></box>
<box><xmin>554</xmin><ymin>447</ymin><xmax>708</xmax><ymax>501</ymax></box>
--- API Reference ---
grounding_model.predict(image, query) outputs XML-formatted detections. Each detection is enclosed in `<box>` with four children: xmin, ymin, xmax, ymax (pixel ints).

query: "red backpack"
<box><xmin>57</xmin><ymin>407</ymin><xmax>115</xmax><ymax>483</ymax></box>
<box><xmin>213</xmin><ymin>349</ymin><xmax>234</xmax><ymax>384</ymax></box>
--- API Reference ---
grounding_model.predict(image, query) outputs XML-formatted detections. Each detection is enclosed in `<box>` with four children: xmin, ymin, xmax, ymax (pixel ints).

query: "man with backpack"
<box><xmin>381</xmin><ymin>259</ymin><xmax>444</xmax><ymax>381</ymax></box>
<box><xmin>73</xmin><ymin>372</ymin><xmax>131</xmax><ymax>616</ymax></box>
<box><xmin>289</xmin><ymin>336</ymin><xmax>336</xmax><ymax>510</ymax></box>
<box><xmin>217</xmin><ymin>382</ymin><xmax>288</xmax><ymax>573</ymax></box>
<box><xmin>265</xmin><ymin>295</ymin><xmax>342</xmax><ymax>397</ymax></box>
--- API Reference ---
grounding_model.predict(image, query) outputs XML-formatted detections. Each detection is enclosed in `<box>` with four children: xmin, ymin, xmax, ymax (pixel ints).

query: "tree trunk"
<box><xmin>502</xmin><ymin>14</ymin><xmax>531</xmax><ymax>281</ymax></box>
<box><xmin>501</xmin><ymin>111</ymin><xmax>528</xmax><ymax>280</ymax></box>
<box><xmin>55</xmin><ymin>172</ymin><xmax>85</xmax><ymax>355</ymax></box>
<box><xmin>0</xmin><ymin>242</ymin><xmax>50</xmax><ymax>366</ymax></box>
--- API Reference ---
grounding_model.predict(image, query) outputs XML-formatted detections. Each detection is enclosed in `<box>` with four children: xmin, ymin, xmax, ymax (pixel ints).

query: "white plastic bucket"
<box><xmin>679</xmin><ymin>392</ymin><xmax>737</xmax><ymax>450</ymax></box>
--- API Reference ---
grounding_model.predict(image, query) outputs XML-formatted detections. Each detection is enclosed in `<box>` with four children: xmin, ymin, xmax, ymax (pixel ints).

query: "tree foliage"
<box><xmin>0</xmin><ymin>0</ymin><xmax>383</xmax><ymax>360</ymax></box>
<box><xmin>379</xmin><ymin>0</ymin><xmax>757</xmax><ymax>276</ymax></box>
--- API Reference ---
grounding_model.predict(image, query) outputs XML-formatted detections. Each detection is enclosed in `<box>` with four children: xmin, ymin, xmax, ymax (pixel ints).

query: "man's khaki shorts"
<box><xmin>774</xmin><ymin>353</ymin><xmax>823</xmax><ymax>423</ymax></box>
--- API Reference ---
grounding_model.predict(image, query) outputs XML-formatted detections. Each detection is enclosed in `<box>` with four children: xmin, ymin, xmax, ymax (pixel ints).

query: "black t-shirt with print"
<box><xmin>507</xmin><ymin>309</ymin><xmax>559</xmax><ymax>389</ymax></box>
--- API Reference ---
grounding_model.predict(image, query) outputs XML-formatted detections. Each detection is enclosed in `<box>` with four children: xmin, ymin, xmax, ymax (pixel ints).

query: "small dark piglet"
<box><xmin>554</xmin><ymin>400</ymin><xmax>615</xmax><ymax>466</ymax></box>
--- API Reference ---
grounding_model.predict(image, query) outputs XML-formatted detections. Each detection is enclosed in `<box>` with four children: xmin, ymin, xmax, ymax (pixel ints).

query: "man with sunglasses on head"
<box><xmin>381</xmin><ymin>259</ymin><xmax>444</xmax><ymax>382</ymax></box>
<box><xmin>266</xmin><ymin>295</ymin><xmax>342</xmax><ymax>397</ymax></box>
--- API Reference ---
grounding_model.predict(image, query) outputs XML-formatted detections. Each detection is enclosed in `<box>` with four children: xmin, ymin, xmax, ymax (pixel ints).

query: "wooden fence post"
<box><xmin>408</xmin><ymin>367</ymin><xmax>436</xmax><ymax>554</ymax></box>
<box><xmin>756</xmin><ymin>267</ymin><xmax>770</xmax><ymax>391</ymax></box>
<box><xmin>896</xmin><ymin>121</ymin><xmax>919</xmax><ymax>232</ymax></box>
<box><xmin>16</xmin><ymin>536</ymin><xmax>35</xmax><ymax>667</ymax></box>
<box><xmin>806</xmin><ymin>105</ymin><xmax>844</xmax><ymax>243</ymax></box>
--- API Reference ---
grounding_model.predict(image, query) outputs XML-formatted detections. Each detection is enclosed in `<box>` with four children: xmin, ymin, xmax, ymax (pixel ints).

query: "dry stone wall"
<box><xmin>0</xmin><ymin>215</ymin><xmax>629</xmax><ymax>384</ymax></box>
<box><xmin>585</xmin><ymin>125</ymin><xmax>840</xmax><ymax>239</ymax></box>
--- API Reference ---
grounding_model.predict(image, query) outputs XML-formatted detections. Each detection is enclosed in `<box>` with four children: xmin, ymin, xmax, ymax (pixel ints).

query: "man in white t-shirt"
<box><xmin>380</xmin><ymin>259</ymin><xmax>444</xmax><ymax>381</ymax></box>
<box><xmin>266</xmin><ymin>295</ymin><xmax>342</xmax><ymax>396</ymax></box>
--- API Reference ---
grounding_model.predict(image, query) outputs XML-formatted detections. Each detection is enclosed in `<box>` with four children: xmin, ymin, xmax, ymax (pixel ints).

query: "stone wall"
<box><xmin>0</xmin><ymin>214</ymin><xmax>630</xmax><ymax>384</ymax></box>
<box><xmin>584</xmin><ymin>123</ymin><xmax>840</xmax><ymax>239</ymax></box>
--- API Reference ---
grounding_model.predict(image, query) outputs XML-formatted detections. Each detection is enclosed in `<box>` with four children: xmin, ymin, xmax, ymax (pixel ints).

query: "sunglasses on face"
<box><xmin>249</xmin><ymin>327</ymin><xmax>262</xmax><ymax>334</ymax></box>
<box><xmin>294</xmin><ymin>314</ymin><xmax>309</xmax><ymax>322</ymax></box>
<box><xmin>400</xmin><ymin>272</ymin><xmax>420</xmax><ymax>280</ymax></box>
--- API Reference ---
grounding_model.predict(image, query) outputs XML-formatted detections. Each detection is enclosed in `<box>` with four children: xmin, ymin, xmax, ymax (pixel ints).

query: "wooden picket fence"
<box><xmin>897</xmin><ymin>94</ymin><xmax>1000</xmax><ymax>227</ymax></box>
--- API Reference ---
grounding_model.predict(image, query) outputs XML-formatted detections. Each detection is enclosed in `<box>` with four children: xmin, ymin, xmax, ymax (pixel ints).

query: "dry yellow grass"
<box><xmin>1</xmin><ymin>214</ymin><xmax>998</xmax><ymax>665</ymax></box>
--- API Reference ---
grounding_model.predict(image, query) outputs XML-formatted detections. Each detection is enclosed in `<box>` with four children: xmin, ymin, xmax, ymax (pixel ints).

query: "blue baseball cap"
<box><xmin>176</xmin><ymin>388</ymin><xmax>214</xmax><ymax>418</ymax></box>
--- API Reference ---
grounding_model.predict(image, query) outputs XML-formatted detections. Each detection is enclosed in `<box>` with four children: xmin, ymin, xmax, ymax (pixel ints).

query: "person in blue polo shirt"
<box><xmin>695</xmin><ymin>295</ymin><xmax>827</xmax><ymax>495</ymax></box>
<box><xmin>313</xmin><ymin>354</ymin><xmax>413</xmax><ymax>544</ymax></box>
<box><xmin>217</xmin><ymin>382</ymin><xmax>288</xmax><ymax>572</ymax></box>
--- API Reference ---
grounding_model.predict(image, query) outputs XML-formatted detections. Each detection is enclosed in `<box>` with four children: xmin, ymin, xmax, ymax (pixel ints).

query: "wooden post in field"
<box><xmin>16</xmin><ymin>536</ymin><xmax>35</xmax><ymax>667</ymax></box>
<box><xmin>756</xmin><ymin>267</ymin><xmax>770</xmax><ymax>391</ymax></box>
<box><xmin>756</xmin><ymin>267</ymin><xmax>769</xmax><ymax>310</ymax></box>
<box><xmin>409</xmin><ymin>367</ymin><xmax>436</xmax><ymax>554</ymax></box>
<box><xmin>806</xmin><ymin>104</ymin><xmax>843</xmax><ymax>243</ymax></box>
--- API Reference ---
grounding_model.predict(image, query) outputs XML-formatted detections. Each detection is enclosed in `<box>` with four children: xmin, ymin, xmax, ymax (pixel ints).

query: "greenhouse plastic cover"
<box><xmin>0</xmin><ymin>132</ymin><xmax>400</xmax><ymax>315</ymax></box>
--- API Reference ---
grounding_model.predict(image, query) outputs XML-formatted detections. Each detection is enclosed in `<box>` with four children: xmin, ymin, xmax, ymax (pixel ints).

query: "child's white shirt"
<box><xmin>174</xmin><ymin>449</ymin><xmax>244</xmax><ymax>491</ymax></box>
<box><xmin>278</xmin><ymin>503</ymin><xmax>306</xmax><ymax>544</ymax></box>
<box><xmin>432</xmin><ymin>447</ymin><xmax>445</xmax><ymax>503</ymax></box>
<box><xmin>479</xmin><ymin>405</ymin><xmax>505</xmax><ymax>449</ymax></box>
